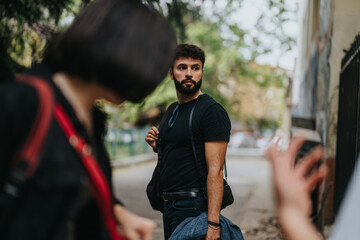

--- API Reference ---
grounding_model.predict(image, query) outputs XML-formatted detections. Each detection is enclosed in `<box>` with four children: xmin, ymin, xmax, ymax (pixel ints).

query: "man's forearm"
<box><xmin>207</xmin><ymin>168</ymin><xmax>223</xmax><ymax>222</ymax></box>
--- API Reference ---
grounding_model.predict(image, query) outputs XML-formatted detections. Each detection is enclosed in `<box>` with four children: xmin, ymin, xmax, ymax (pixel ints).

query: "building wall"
<box><xmin>292</xmin><ymin>0</ymin><xmax>360</xmax><ymax>223</ymax></box>
<box><xmin>324</xmin><ymin>0</ymin><xmax>360</xmax><ymax>223</ymax></box>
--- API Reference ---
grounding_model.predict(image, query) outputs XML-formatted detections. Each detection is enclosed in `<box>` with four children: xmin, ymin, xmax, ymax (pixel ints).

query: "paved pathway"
<box><xmin>113</xmin><ymin>153</ymin><xmax>284</xmax><ymax>240</ymax></box>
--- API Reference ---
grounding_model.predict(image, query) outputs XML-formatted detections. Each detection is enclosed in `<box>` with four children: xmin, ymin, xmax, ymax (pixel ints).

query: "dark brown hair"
<box><xmin>44</xmin><ymin>0</ymin><xmax>176</xmax><ymax>102</ymax></box>
<box><xmin>172</xmin><ymin>44</ymin><xmax>205</xmax><ymax>68</ymax></box>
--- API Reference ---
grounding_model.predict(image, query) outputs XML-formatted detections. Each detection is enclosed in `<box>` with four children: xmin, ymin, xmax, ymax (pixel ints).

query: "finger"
<box><xmin>151</xmin><ymin>126</ymin><xmax>159</xmax><ymax>135</ymax></box>
<box><xmin>288</xmin><ymin>136</ymin><xmax>305</xmax><ymax>152</ymax></box>
<box><xmin>305</xmin><ymin>165</ymin><xmax>328</xmax><ymax>192</ymax></box>
<box><xmin>145</xmin><ymin>135</ymin><xmax>156</xmax><ymax>142</ymax></box>
<box><xmin>266</xmin><ymin>137</ymin><xmax>281</xmax><ymax>161</ymax></box>
<box><xmin>146</xmin><ymin>130</ymin><xmax>157</xmax><ymax>138</ymax></box>
<box><xmin>269</xmin><ymin>135</ymin><xmax>282</xmax><ymax>147</ymax></box>
<box><xmin>142</xmin><ymin>230</ymin><xmax>153</xmax><ymax>240</ymax></box>
<box><xmin>141</xmin><ymin>223</ymin><xmax>156</xmax><ymax>240</ymax></box>
<box><xmin>296</xmin><ymin>147</ymin><xmax>323</xmax><ymax>177</ymax></box>
<box><xmin>287</xmin><ymin>137</ymin><xmax>306</xmax><ymax>165</ymax></box>
<box><xmin>266</xmin><ymin>145</ymin><xmax>278</xmax><ymax>163</ymax></box>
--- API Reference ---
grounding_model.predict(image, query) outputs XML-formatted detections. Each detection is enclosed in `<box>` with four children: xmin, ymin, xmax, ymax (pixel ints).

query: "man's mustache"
<box><xmin>180</xmin><ymin>79</ymin><xmax>196</xmax><ymax>85</ymax></box>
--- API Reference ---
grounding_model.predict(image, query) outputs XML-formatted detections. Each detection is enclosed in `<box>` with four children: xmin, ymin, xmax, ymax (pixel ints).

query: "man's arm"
<box><xmin>204</xmin><ymin>141</ymin><xmax>228</xmax><ymax>240</ymax></box>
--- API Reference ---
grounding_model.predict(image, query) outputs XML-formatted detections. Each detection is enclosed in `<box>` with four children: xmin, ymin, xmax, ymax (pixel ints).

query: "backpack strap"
<box><xmin>188</xmin><ymin>95</ymin><xmax>229</xmax><ymax>196</ymax></box>
<box><xmin>54</xmin><ymin>103</ymin><xmax>125</xmax><ymax>240</ymax></box>
<box><xmin>188</xmin><ymin>96</ymin><xmax>207</xmax><ymax>197</ymax></box>
<box><xmin>13</xmin><ymin>75</ymin><xmax>54</xmax><ymax>177</ymax></box>
<box><xmin>0</xmin><ymin>74</ymin><xmax>53</xmax><ymax>230</ymax></box>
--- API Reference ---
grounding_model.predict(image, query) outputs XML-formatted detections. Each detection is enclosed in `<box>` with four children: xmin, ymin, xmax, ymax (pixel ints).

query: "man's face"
<box><xmin>170</xmin><ymin>57</ymin><xmax>203</xmax><ymax>95</ymax></box>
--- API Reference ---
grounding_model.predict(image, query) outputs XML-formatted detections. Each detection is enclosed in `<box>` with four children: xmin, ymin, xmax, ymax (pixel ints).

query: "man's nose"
<box><xmin>185</xmin><ymin>68</ymin><xmax>192</xmax><ymax>78</ymax></box>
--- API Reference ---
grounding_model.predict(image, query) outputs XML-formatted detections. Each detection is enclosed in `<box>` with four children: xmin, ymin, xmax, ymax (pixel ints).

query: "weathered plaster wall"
<box><xmin>292</xmin><ymin>0</ymin><xmax>360</xmax><ymax>223</ymax></box>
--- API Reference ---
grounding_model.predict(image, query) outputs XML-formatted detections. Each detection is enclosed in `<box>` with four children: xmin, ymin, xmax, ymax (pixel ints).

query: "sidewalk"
<box><xmin>223</xmin><ymin>154</ymin><xmax>284</xmax><ymax>240</ymax></box>
<box><xmin>113</xmin><ymin>149</ymin><xmax>285</xmax><ymax>240</ymax></box>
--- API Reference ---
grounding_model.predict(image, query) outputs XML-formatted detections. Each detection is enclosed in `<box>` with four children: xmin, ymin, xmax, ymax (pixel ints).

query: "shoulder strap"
<box><xmin>189</xmin><ymin>95</ymin><xmax>229</xmax><ymax>194</ymax></box>
<box><xmin>189</xmin><ymin>96</ymin><xmax>207</xmax><ymax>196</ymax></box>
<box><xmin>54</xmin><ymin>103</ymin><xmax>125</xmax><ymax>240</ymax></box>
<box><xmin>14</xmin><ymin>75</ymin><xmax>54</xmax><ymax>177</ymax></box>
<box><xmin>0</xmin><ymin>74</ymin><xmax>53</xmax><ymax>230</ymax></box>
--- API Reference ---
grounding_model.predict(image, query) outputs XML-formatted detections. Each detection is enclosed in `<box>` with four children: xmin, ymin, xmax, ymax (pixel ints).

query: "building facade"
<box><xmin>292</xmin><ymin>0</ymin><xmax>360</xmax><ymax>225</ymax></box>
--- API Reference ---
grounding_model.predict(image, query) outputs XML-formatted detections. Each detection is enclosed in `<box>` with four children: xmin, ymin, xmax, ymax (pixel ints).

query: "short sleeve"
<box><xmin>201</xmin><ymin>103</ymin><xmax>231</xmax><ymax>142</ymax></box>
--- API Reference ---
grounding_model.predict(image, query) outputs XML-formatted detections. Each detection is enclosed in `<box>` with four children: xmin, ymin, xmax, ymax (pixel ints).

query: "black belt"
<box><xmin>162</xmin><ymin>188</ymin><xmax>201</xmax><ymax>202</ymax></box>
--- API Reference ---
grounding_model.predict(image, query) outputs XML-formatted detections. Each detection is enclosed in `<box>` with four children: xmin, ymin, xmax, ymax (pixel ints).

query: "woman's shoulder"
<box><xmin>0</xmin><ymin>80</ymin><xmax>39</xmax><ymax>115</ymax></box>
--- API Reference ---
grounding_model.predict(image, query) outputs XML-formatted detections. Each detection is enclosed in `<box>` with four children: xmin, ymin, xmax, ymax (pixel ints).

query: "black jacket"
<box><xmin>0</xmin><ymin>64</ymin><xmax>120</xmax><ymax>240</ymax></box>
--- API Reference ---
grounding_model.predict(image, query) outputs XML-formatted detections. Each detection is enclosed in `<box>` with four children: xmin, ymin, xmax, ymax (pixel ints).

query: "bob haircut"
<box><xmin>171</xmin><ymin>44</ymin><xmax>205</xmax><ymax>69</ymax></box>
<box><xmin>44</xmin><ymin>0</ymin><xmax>176</xmax><ymax>103</ymax></box>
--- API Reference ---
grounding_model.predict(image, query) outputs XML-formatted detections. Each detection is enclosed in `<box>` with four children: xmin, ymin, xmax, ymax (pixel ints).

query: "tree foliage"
<box><xmin>111</xmin><ymin>19</ymin><xmax>289</xmax><ymax>127</ymax></box>
<box><xmin>1</xmin><ymin>0</ymin><xmax>294</xmax><ymax>128</ymax></box>
<box><xmin>252</xmin><ymin>0</ymin><xmax>297</xmax><ymax>61</ymax></box>
<box><xmin>0</xmin><ymin>0</ymin><xmax>81</xmax><ymax>80</ymax></box>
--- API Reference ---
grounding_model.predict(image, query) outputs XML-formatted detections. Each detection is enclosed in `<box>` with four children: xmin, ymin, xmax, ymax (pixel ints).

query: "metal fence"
<box><xmin>105</xmin><ymin>126</ymin><xmax>152</xmax><ymax>161</ymax></box>
<box><xmin>334</xmin><ymin>34</ymin><xmax>360</xmax><ymax>215</ymax></box>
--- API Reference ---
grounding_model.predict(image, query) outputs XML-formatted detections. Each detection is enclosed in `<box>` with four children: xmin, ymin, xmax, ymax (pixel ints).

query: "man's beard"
<box><xmin>174</xmin><ymin>76</ymin><xmax>202</xmax><ymax>95</ymax></box>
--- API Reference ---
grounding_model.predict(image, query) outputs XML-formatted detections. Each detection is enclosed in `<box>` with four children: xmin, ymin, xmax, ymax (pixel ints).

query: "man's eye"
<box><xmin>179</xmin><ymin>66</ymin><xmax>186</xmax><ymax>70</ymax></box>
<box><xmin>192</xmin><ymin>67</ymin><xmax>199</xmax><ymax>70</ymax></box>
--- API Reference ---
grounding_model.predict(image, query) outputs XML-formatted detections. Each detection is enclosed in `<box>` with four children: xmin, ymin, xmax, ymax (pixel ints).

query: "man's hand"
<box><xmin>205</xmin><ymin>226</ymin><xmax>220</xmax><ymax>240</ymax></box>
<box><xmin>114</xmin><ymin>204</ymin><xmax>156</xmax><ymax>240</ymax></box>
<box><xmin>145</xmin><ymin>126</ymin><xmax>159</xmax><ymax>151</ymax></box>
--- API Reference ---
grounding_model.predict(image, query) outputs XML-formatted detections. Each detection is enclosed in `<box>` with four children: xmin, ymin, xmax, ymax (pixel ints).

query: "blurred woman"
<box><xmin>0</xmin><ymin>0</ymin><xmax>176</xmax><ymax>239</ymax></box>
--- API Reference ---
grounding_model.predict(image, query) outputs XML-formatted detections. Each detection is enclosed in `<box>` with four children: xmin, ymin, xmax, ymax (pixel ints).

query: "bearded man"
<box><xmin>145</xmin><ymin>44</ymin><xmax>231</xmax><ymax>240</ymax></box>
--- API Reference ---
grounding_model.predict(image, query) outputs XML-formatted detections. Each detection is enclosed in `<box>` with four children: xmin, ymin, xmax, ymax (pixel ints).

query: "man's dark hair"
<box><xmin>172</xmin><ymin>44</ymin><xmax>205</xmax><ymax>68</ymax></box>
<box><xmin>43</xmin><ymin>0</ymin><xmax>176</xmax><ymax>103</ymax></box>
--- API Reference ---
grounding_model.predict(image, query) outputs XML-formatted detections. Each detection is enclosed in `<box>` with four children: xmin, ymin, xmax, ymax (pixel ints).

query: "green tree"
<box><xmin>0</xmin><ymin>0</ymin><xmax>200</xmax><ymax>81</ymax></box>
<box><xmin>111</xmin><ymin>19</ymin><xmax>289</xmax><ymax>128</ymax></box>
<box><xmin>1</xmin><ymin>0</ymin><xmax>294</xmax><ymax>129</ymax></box>
<box><xmin>0</xmin><ymin>0</ymin><xmax>82</xmax><ymax>81</ymax></box>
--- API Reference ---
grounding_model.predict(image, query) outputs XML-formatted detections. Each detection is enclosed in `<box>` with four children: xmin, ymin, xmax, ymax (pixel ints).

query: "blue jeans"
<box><xmin>162</xmin><ymin>194</ymin><xmax>207</xmax><ymax>240</ymax></box>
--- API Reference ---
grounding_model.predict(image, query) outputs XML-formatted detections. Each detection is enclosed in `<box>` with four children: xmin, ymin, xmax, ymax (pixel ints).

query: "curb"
<box><xmin>111</xmin><ymin>152</ymin><xmax>157</xmax><ymax>168</ymax></box>
<box><xmin>226</xmin><ymin>147</ymin><xmax>265</xmax><ymax>157</ymax></box>
<box><xmin>111</xmin><ymin>148</ymin><xmax>265</xmax><ymax>169</ymax></box>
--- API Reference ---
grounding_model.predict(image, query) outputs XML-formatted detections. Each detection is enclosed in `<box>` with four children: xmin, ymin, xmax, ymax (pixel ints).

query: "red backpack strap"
<box><xmin>0</xmin><ymin>74</ymin><xmax>53</xmax><ymax>230</ymax></box>
<box><xmin>14</xmin><ymin>74</ymin><xmax>54</xmax><ymax>177</ymax></box>
<box><xmin>54</xmin><ymin>103</ymin><xmax>125</xmax><ymax>240</ymax></box>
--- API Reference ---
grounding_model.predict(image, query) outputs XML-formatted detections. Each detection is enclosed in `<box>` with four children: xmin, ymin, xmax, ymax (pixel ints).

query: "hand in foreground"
<box><xmin>205</xmin><ymin>226</ymin><xmax>220</xmax><ymax>240</ymax></box>
<box><xmin>145</xmin><ymin>126</ymin><xmax>159</xmax><ymax>150</ymax></box>
<box><xmin>267</xmin><ymin>137</ymin><xmax>327</xmax><ymax>217</ymax></box>
<box><xmin>114</xmin><ymin>204</ymin><xmax>157</xmax><ymax>240</ymax></box>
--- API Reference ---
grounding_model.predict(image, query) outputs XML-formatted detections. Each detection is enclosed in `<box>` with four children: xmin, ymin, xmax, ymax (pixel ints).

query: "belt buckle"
<box><xmin>162</xmin><ymin>193</ymin><xmax>169</xmax><ymax>202</ymax></box>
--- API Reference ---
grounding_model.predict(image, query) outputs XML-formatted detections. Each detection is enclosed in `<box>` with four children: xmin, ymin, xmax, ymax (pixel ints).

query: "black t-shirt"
<box><xmin>159</xmin><ymin>94</ymin><xmax>231</xmax><ymax>192</ymax></box>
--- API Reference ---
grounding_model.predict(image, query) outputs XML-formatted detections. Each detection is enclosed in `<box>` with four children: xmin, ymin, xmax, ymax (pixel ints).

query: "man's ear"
<box><xmin>169</xmin><ymin>68</ymin><xmax>174</xmax><ymax>80</ymax></box>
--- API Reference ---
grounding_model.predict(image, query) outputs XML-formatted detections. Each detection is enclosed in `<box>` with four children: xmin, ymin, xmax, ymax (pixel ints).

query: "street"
<box><xmin>112</xmin><ymin>152</ymin><xmax>284</xmax><ymax>240</ymax></box>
